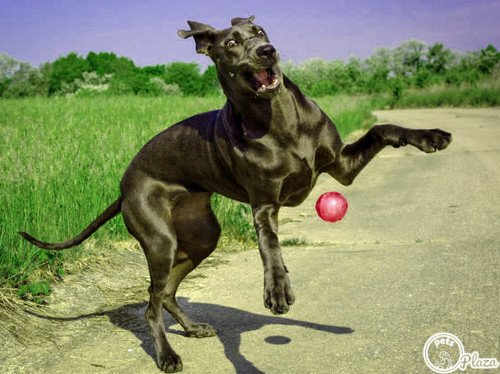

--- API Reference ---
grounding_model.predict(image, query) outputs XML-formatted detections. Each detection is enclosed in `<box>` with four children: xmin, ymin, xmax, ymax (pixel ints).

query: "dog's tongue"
<box><xmin>253</xmin><ymin>70</ymin><xmax>270</xmax><ymax>86</ymax></box>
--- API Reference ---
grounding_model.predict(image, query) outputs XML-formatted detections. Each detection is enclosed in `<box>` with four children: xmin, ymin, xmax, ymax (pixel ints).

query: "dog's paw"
<box><xmin>264</xmin><ymin>268</ymin><xmax>295</xmax><ymax>315</ymax></box>
<box><xmin>411</xmin><ymin>128</ymin><xmax>452</xmax><ymax>153</ymax></box>
<box><xmin>186</xmin><ymin>322</ymin><xmax>218</xmax><ymax>338</ymax></box>
<box><xmin>158</xmin><ymin>350</ymin><xmax>183</xmax><ymax>373</ymax></box>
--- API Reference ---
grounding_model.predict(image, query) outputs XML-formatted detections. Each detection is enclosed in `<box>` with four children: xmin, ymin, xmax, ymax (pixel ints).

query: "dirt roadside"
<box><xmin>1</xmin><ymin>108</ymin><xmax>499</xmax><ymax>374</ymax></box>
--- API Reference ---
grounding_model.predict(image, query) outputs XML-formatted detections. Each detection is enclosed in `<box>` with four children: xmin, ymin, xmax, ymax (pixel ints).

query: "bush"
<box><xmin>108</xmin><ymin>70</ymin><xmax>158</xmax><ymax>95</ymax></box>
<box><xmin>2</xmin><ymin>63</ymin><xmax>48</xmax><ymax>97</ymax></box>
<box><xmin>86</xmin><ymin>52</ymin><xmax>136</xmax><ymax>76</ymax></box>
<box><xmin>17</xmin><ymin>281</ymin><xmax>51</xmax><ymax>303</ymax></box>
<box><xmin>163</xmin><ymin>62</ymin><xmax>204</xmax><ymax>96</ymax></box>
<box><xmin>201</xmin><ymin>65</ymin><xmax>221</xmax><ymax>96</ymax></box>
<box><xmin>391</xmin><ymin>85</ymin><xmax>500</xmax><ymax>108</ymax></box>
<box><xmin>149</xmin><ymin>77</ymin><xmax>182</xmax><ymax>96</ymax></box>
<box><xmin>48</xmin><ymin>52</ymin><xmax>90</xmax><ymax>95</ymax></box>
<box><xmin>0</xmin><ymin>54</ymin><xmax>49</xmax><ymax>97</ymax></box>
<box><xmin>390</xmin><ymin>76</ymin><xmax>406</xmax><ymax>101</ymax></box>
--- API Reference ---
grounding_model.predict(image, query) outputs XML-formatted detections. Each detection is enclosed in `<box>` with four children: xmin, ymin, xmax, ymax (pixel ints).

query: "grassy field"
<box><xmin>0</xmin><ymin>96</ymin><xmax>221</xmax><ymax>294</ymax></box>
<box><xmin>392</xmin><ymin>82</ymin><xmax>500</xmax><ymax>108</ymax></box>
<box><xmin>0</xmin><ymin>94</ymin><xmax>379</xmax><ymax>298</ymax></box>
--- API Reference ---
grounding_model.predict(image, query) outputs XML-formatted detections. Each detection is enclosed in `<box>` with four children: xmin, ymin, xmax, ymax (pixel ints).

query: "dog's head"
<box><xmin>178</xmin><ymin>16</ymin><xmax>282</xmax><ymax>99</ymax></box>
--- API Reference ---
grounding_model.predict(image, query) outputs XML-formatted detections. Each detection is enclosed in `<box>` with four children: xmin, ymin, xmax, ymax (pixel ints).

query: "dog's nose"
<box><xmin>256</xmin><ymin>44</ymin><xmax>276</xmax><ymax>59</ymax></box>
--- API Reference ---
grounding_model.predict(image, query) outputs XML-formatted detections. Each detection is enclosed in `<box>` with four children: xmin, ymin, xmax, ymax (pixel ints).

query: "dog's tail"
<box><xmin>19</xmin><ymin>197</ymin><xmax>122</xmax><ymax>250</ymax></box>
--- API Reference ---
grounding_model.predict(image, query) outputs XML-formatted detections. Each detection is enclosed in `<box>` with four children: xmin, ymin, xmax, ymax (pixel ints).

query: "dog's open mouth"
<box><xmin>244</xmin><ymin>67</ymin><xmax>279</xmax><ymax>94</ymax></box>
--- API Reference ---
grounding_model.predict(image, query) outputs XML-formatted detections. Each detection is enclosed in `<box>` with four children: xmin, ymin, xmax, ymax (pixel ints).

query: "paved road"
<box><xmin>3</xmin><ymin>108</ymin><xmax>499</xmax><ymax>374</ymax></box>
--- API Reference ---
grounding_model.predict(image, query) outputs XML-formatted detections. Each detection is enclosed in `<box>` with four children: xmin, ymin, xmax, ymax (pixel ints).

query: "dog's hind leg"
<box><xmin>327</xmin><ymin>124</ymin><xmax>452</xmax><ymax>186</ymax></box>
<box><xmin>163</xmin><ymin>192</ymin><xmax>220</xmax><ymax>338</ymax></box>
<box><xmin>121</xmin><ymin>182</ymin><xmax>185</xmax><ymax>373</ymax></box>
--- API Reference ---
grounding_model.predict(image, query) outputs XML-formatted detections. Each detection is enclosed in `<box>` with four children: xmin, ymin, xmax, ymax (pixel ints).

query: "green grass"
<box><xmin>391</xmin><ymin>83</ymin><xmax>500</xmax><ymax>108</ymax></box>
<box><xmin>316</xmin><ymin>94</ymin><xmax>387</xmax><ymax>137</ymax></box>
<box><xmin>0</xmin><ymin>96</ymin><xmax>231</xmax><ymax>288</ymax></box>
<box><xmin>17</xmin><ymin>281</ymin><xmax>51</xmax><ymax>303</ymax></box>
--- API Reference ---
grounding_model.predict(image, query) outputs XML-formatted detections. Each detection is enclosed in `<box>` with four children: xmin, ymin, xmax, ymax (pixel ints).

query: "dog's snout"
<box><xmin>256</xmin><ymin>44</ymin><xmax>276</xmax><ymax>58</ymax></box>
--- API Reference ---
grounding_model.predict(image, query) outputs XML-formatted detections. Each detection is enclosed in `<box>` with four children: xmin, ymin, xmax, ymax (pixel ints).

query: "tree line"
<box><xmin>0</xmin><ymin>40</ymin><xmax>498</xmax><ymax>98</ymax></box>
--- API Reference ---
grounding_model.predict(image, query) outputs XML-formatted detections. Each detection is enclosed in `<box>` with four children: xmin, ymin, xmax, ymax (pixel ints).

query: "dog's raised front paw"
<box><xmin>186</xmin><ymin>322</ymin><xmax>218</xmax><ymax>338</ymax></box>
<box><xmin>264</xmin><ymin>267</ymin><xmax>295</xmax><ymax>315</ymax></box>
<box><xmin>411</xmin><ymin>128</ymin><xmax>452</xmax><ymax>153</ymax></box>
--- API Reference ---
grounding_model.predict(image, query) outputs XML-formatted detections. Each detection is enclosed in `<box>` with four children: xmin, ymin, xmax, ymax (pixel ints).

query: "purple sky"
<box><xmin>1</xmin><ymin>0</ymin><xmax>499</xmax><ymax>67</ymax></box>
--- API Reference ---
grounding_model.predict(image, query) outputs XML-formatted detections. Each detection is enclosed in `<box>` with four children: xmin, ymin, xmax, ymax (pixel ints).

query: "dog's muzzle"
<box><xmin>245</xmin><ymin>67</ymin><xmax>279</xmax><ymax>94</ymax></box>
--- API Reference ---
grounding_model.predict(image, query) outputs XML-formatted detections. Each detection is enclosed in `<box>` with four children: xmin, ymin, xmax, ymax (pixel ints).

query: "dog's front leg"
<box><xmin>252</xmin><ymin>204</ymin><xmax>295</xmax><ymax>314</ymax></box>
<box><xmin>328</xmin><ymin>124</ymin><xmax>452</xmax><ymax>186</ymax></box>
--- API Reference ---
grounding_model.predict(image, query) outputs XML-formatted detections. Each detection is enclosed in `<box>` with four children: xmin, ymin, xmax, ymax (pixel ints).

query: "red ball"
<box><xmin>315</xmin><ymin>192</ymin><xmax>348</xmax><ymax>222</ymax></box>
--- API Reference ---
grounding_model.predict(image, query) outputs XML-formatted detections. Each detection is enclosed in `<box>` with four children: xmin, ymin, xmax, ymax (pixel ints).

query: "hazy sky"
<box><xmin>1</xmin><ymin>0</ymin><xmax>499</xmax><ymax>67</ymax></box>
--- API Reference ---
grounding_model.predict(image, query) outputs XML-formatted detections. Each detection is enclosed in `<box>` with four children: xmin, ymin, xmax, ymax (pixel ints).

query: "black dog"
<box><xmin>21</xmin><ymin>16</ymin><xmax>452</xmax><ymax>372</ymax></box>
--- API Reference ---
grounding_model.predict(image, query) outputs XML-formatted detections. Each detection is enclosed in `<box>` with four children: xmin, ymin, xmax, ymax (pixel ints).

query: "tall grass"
<box><xmin>316</xmin><ymin>95</ymin><xmax>387</xmax><ymax>137</ymax></box>
<box><xmin>391</xmin><ymin>82</ymin><xmax>500</xmax><ymax>109</ymax></box>
<box><xmin>0</xmin><ymin>96</ymin><xmax>229</xmax><ymax>289</ymax></box>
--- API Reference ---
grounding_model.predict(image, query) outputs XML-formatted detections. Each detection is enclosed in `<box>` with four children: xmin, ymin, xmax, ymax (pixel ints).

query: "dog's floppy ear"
<box><xmin>177</xmin><ymin>21</ymin><xmax>217</xmax><ymax>55</ymax></box>
<box><xmin>231</xmin><ymin>16</ymin><xmax>255</xmax><ymax>26</ymax></box>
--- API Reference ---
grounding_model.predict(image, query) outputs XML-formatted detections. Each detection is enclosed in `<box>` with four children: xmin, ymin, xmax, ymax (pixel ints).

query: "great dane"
<box><xmin>20</xmin><ymin>16</ymin><xmax>452</xmax><ymax>372</ymax></box>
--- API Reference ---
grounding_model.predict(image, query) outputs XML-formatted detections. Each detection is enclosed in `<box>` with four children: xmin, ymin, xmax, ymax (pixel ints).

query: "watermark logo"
<box><xmin>423</xmin><ymin>332</ymin><xmax>499</xmax><ymax>373</ymax></box>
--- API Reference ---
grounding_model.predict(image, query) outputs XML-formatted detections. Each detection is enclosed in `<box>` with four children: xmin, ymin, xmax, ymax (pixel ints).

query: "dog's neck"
<box><xmin>222</xmin><ymin>75</ymin><xmax>313</xmax><ymax>139</ymax></box>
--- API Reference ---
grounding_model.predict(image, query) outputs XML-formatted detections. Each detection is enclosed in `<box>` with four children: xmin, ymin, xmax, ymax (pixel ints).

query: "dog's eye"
<box><xmin>226</xmin><ymin>40</ymin><xmax>237</xmax><ymax>48</ymax></box>
<box><xmin>257</xmin><ymin>29</ymin><xmax>266</xmax><ymax>37</ymax></box>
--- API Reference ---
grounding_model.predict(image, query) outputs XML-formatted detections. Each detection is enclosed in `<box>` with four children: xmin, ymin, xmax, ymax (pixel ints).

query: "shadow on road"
<box><xmin>27</xmin><ymin>297</ymin><xmax>353</xmax><ymax>373</ymax></box>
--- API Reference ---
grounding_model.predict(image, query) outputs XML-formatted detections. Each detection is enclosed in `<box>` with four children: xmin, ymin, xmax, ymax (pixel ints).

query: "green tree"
<box><xmin>164</xmin><ymin>62</ymin><xmax>203</xmax><ymax>96</ymax></box>
<box><xmin>108</xmin><ymin>70</ymin><xmax>149</xmax><ymax>95</ymax></box>
<box><xmin>0</xmin><ymin>53</ymin><xmax>18</xmax><ymax>96</ymax></box>
<box><xmin>478</xmin><ymin>44</ymin><xmax>500</xmax><ymax>74</ymax></box>
<box><xmin>392</xmin><ymin>39</ymin><xmax>427</xmax><ymax>77</ymax></box>
<box><xmin>0</xmin><ymin>54</ymin><xmax>50</xmax><ymax>97</ymax></box>
<box><xmin>86</xmin><ymin>52</ymin><xmax>136</xmax><ymax>76</ymax></box>
<box><xmin>142</xmin><ymin>64</ymin><xmax>166</xmax><ymax>77</ymax></box>
<box><xmin>0</xmin><ymin>52</ymin><xmax>19</xmax><ymax>80</ymax></box>
<box><xmin>444</xmin><ymin>51</ymin><xmax>481</xmax><ymax>86</ymax></box>
<box><xmin>345</xmin><ymin>57</ymin><xmax>366</xmax><ymax>92</ymax></box>
<box><xmin>365</xmin><ymin>48</ymin><xmax>392</xmax><ymax>92</ymax></box>
<box><xmin>48</xmin><ymin>52</ymin><xmax>89</xmax><ymax>94</ymax></box>
<box><xmin>413</xmin><ymin>68</ymin><xmax>434</xmax><ymax>88</ymax></box>
<box><xmin>390</xmin><ymin>76</ymin><xmax>406</xmax><ymax>102</ymax></box>
<box><xmin>87</xmin><ymin>51</ymin><xmax>115</xmax><ymax>75</ymax></box>
<box><xmin>426</xmin><ymin>43</ymin><xmax>453</xmax><ymax>74</ymax></box>
<box><xmin>201</xmin><ymin>65</ymin><xmax>220</xmax><ymax>95</ymax></box>
<box><xmin>4</xmin><ymin>63</ymin><xmax>44</xmax><ymax>97</ymax></box>
<box><xmin>285</xmin><ymin>59</ymin><xmax>341</xmax><ymax>95</ymax></box>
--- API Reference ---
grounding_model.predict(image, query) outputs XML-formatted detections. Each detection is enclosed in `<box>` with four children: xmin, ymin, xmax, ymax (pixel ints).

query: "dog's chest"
<box><xmin>278</xmin><ymin>155</ymin><xmax>316</xmax><ymax>206</ymax></box>
<box><xmin>235</xmin><ymin>139</ymin><xmax>318</xmax><ymax>206</ymax></box>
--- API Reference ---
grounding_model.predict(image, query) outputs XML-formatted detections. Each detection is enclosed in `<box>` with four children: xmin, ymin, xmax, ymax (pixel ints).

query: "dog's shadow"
<box><xmin>28</xmin><ymin>297</ymin><xmax>353</xmax><ymax>373</ymax></box>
